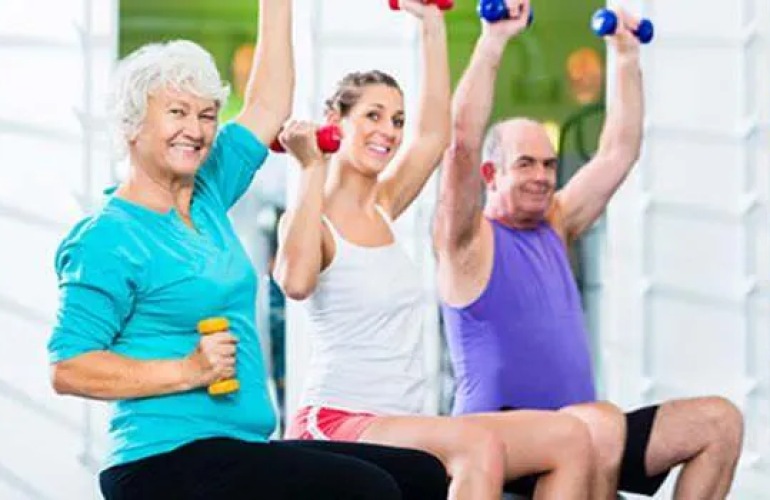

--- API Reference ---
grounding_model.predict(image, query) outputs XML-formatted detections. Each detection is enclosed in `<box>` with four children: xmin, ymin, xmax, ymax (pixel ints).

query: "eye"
<box><xmin>169</xmin><ymin>108</ymin><xmax>185</xmax><ymax>117</ymax></box>
<box><xmin>516</xmin><ymin>159</ymin><xmax>533</xmax><ymax>169</ymax></box>
<box><xmin>366</xmin><ymin>111</ymin><xmax>380</xmax><ymax>121</ymax></box>
<box><xmin>393</xmin><ymin>116</ymin><xmax>405</xmax><ymax>129</ymax></box>
<box><xmin>544</xmin><ymin>160</ymin><xmax>558</xmax><ymax>170</ymax></box>
<box><xmin>200</xmin><ymin>114</ymin><xmax>217</xmax><ymax>122</ymax></box>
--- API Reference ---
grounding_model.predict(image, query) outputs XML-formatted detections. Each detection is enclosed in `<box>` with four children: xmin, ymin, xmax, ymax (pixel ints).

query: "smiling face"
<box><xmin>331</xmin><ymin>83</ymin><xmax>405</xmax><ymax>176</ymax></box>
<box><xmin>484</xmin><ymin>119</ymin><xmax>558</xmax><ymax>224</ymax></box>
<box><xmin>129</xmin><ymin>86</ymin><xmax>219</xmax><ymax>180</ymax></box>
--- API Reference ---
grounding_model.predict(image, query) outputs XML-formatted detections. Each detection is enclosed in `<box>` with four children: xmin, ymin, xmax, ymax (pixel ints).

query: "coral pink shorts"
<box><xmin>285</xmin><ymin>406</ymin><xmax>378</xmax><ymax>442</ymax></box>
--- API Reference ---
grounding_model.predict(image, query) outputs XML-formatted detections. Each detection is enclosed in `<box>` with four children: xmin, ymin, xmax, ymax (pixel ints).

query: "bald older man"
<box><xmin>432</xmin><ymin>2</ymin><xmax>743</xmax><ymax>498</ymax></box>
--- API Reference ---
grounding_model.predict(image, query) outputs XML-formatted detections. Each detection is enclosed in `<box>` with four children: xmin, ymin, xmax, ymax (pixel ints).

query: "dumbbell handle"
<box><xmin>478</xmin><ymin>0</ymin><xmax>534</xmax><ymax>26</ymax></box>
<box><xmin>197</xmin><ymin>317</ymin><xmax>240</xmax><ymax>396</ymax></box>
<box><xmin>270</xmin><ymin>124</ymin><xmax>342</xmax><ymax>154</ymax></box>
<box><xmin>388</xmin><ymin>0</ymin><xmax>454</xmax><ymax>11</ymax></box>
<box><xmin>591</xmin><ymin>9</ymin><xmax>654</xmax><ymax>44</ymax></box>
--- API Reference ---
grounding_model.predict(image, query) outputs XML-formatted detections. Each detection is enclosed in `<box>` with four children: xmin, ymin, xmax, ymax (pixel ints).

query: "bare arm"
<box><xmin>235</xmin><ymin>0</ymin><xmax>294</xmax><ymax>145</ymax></box>
<box><xmin>52</xmin><ymin>352</ymin><xmax>194</xmax><ymax>400</ymax></box>
<box><xmin>378</xmin><ymin>4</ymin><xmax>450</xmax><ymax>219</ymax></box>
<box><xmin>51</xmin><ymin>332</ymin><xmax>237</xmax><ymax>400</ymax></box>
<box><xmin>272</xmin><ymin>122</ymin><xmax>327</xmax><ymax>300</ymax></box>
<box><xmin>434</xmin><ymin>12</ymin><xmax>530</xmax><ymax>252</ymax></box>
<box><xmin>557</xmin><ymin>10</ymin><xmax>643</xmax><ymax>239</ymax></box>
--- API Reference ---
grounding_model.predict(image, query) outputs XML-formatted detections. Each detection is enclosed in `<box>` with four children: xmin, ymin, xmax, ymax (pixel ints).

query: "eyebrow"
<box><xmin>515</xmin><ymin>155</ymin><xmax>558</xmax><ymax>163</ymax></box>
<box><xmin>368</xmin><ymin>103</ymin><xmax>404</xmax><ymax>115</ymax></box>
<box><xmin>167</xmin><ymin>100</ymin><xmax>217</xmax><ymax>113</ymax></box>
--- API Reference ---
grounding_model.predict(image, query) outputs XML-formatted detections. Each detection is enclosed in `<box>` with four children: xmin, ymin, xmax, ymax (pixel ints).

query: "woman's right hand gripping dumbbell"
<box><xmin>185</xmin><ymin>329</ymin><xmax>238</xmax><ymax>389</ymax></box>
<box><xmin>278</xmin><ymin>120</ymin><xmax>329</xmax><ymax>169</ymax></box>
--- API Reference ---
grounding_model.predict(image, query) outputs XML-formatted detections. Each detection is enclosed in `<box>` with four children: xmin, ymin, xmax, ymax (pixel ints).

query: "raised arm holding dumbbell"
<box><xmin>435</xmin><ymin>2</ymin><xmax>743</xmax><ymax>499</ymax></box>
<box><xmin>274</xmin><ymin>1</ymin><xmax>598</xmax><ymax>499</ymax></box>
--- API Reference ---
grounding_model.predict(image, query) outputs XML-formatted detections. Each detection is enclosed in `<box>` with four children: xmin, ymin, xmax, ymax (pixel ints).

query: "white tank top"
<box><xmin>300</xmin><ymin>206</ymin><xmax>427</xmax><ymax>415</ymax></box>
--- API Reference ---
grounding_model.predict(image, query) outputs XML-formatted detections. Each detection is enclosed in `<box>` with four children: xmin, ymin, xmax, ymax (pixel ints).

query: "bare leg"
<box><xmin>562</xmin><ymin>401</ymin><xmax>626</xmax><ymax>500</ymax></box>
<box><xmin>360</xmin><ymin>410</ymin><xmax>593</xmax><ymax>500</ymax></box>
<box><xmin>644</xmin><ymin>397</ymin><xmax>744</xmax><ymax>500</ymax></box>
<box><xmin>459</xmin><ymin>411</ymin><xmax>594</xmax><ymax>499</ymax></box>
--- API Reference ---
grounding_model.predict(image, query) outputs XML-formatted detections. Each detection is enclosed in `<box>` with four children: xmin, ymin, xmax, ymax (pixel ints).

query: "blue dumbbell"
<box><xmin>591</xmin><ymin>8</ymin><xmax>654</xmax><ymax>44</ymax></box>
<box><xmin>478</xmin><ymin>0</ymin><xmax>534</xmax><ymax>25</ymax></box>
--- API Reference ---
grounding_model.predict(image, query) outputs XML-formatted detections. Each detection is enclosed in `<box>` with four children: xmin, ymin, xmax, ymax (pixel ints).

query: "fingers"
<box><xmin>505</xmin><ymin>0</ymin><xmax>528</xmax><ymax>22</ymax></box>
<box><xmin>614</xmin><ymin>7</ymin><xmax>641</xmax><ymax>33</ymax></box>
<box><xmin>199</xmin><ymin>331</ymin><xmax>238</xmax><ymax>380</ymax></box>
<box><xmin>278</xmin><ymin>119</ymin><xmax>324</xmax><ymax>165</ymax></box>
<box><xmin>279</xmin><ymin>119</ymin><xmax>317</xmax><ymax>146</ymax></box>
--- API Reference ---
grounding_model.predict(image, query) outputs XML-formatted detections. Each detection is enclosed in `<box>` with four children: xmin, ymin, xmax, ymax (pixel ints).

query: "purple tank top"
<box><xmin>441</xmin><ymin>219</ymin><xmax>596</xmax><ymax>414</ymax></box>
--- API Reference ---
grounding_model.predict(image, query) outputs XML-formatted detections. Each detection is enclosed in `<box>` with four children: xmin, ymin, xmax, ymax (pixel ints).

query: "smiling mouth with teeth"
<box><xmin>367</xmin><ymin>144</ymin><xmax>391</xmax><ymax>154</ymax></box>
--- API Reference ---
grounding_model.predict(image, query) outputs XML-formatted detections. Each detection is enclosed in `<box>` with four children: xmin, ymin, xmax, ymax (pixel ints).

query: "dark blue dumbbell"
<box><xmin>591</xmin><ymin>8</ymin><xmax>654</xmax><ymax>44</ymax></box>
<box><xmin>478</xmin><ymin>0</ymin><xmax>534</xmax><ymax>25</ymax></box>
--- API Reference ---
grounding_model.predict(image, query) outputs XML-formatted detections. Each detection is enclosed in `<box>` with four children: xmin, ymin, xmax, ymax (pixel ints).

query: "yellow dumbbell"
<box><xmin>197</xmin><ymin>317</ymin><xmax>240</xmax><ymax>396</ymax></box>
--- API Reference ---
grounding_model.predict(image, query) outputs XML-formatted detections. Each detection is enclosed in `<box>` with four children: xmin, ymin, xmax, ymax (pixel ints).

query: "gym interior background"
<box><xmin>0</xmin><ymin>0</ymin><xmax>767</xmax><ymax>498</ymax></box>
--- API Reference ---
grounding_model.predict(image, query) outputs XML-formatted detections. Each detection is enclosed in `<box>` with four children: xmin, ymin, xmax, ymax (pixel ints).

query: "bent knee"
<box><xmin>698</xmin><ymin>397</ymin><xmax>744</xmax><ymax>449</ymax></box>
<box><xmin>562</xmin><ymin>402</ymin><xmax>626</xmax><ymax>469</ymax></box>
<box><xmin>445</xmin><ymin>424</ymin><xmax>506</xmax><ymax>477</ymax></box>
<box><xmin>546</xmin><ymin>413</ymin><xmax>595</xmax><ymax>464</ymax></box>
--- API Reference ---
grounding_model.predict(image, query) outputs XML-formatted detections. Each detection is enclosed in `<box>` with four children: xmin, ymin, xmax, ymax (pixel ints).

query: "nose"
<box><xmin>378</xmin><ymin>121</ymin><xmax>398</xmax><ymax>144</ymax></box>
<box><xmin>183</xmin><ymin>115</ymin><xmax>204</xmax><ymax>140</ymax></box>
<box><xmin>533</xmin><ymin>162</ymin><xmax>549</xmax><ymax>181</ymax></box>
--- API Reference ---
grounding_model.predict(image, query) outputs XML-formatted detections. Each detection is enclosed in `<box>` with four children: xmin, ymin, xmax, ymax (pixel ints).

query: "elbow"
<box><xmin>448</xmin><ymin>123</ymin><xmax>482</xmax><ymax>156</ymax></box>
<box><xmin>444</xmin><ymin>140</ymin><xmax>478</xmax><ymax>167</ymax></box>
<box><xmin>50</xmin><ymin>362</ymin><xmax>76</xmax><ymax>396</ymax></box>
<box><xmin>280</xmin><ymin>280</ymin><xmax>315</xmax><ymax>301</ymax></box>
<box><xmin>274</xmin><ymin>267</ymin><xmax>316</xmax><ymax>301</ymax></box>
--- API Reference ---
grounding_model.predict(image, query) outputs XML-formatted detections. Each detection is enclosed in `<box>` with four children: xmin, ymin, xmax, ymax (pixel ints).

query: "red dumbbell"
<box><xmin>388</xmin><ymin>0</ymin><xmax>454</xmax><ymax>11</ymax></box>
<box><xmin>270</xmin><ymin>124</ymin><xmax>342</xmax><ymax>154</ymax></box>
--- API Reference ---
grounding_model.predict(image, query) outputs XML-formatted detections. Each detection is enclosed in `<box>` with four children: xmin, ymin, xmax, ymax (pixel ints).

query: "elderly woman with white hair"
<box><xmin>46</xmin><ymin>1</ymin><xmax>448</xmax><ymax>499</ymax></box>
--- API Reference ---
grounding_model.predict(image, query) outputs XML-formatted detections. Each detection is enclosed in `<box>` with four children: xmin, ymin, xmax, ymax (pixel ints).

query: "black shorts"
<box><xmin>100</xmin><ymin>438</ymin><xmax>448</xmax><ymax>500</ymax></box>
<box><xmin>618</xmin><ymin>405</ymin><xmax>670</xmax><ymax>495</ymax></box>
<box><xmin>503</xmin><ymin>405</ymin><xmax>670</xmax><ymax>497</ymax></box>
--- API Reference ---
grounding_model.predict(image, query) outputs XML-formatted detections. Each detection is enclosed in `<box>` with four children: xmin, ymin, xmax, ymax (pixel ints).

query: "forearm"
<box><xmin>415</xmin><ymin>9</ymin><xmax>450</xmax><ymax>150</ymax></box>
<box><xmin>450</xmin><ymin>33</ymin><xmax>507</xmax><ymax>149</ymax></box>
<box><xmin>243</xmin><ymin>0</ymin><xmax>294</xmax><ymax>122</ymax></box>
<box><xmin>274</xmin><ymin>163</ymin><xmax>326</xmax><ymax>299</ymax></box>
<box><xmin>597</xmin><ymin>54</ymin><xmax>643</xmax><ymax>166</ymax></box>
<box><xmin>51</xmin><ymin>351</ymin><xmax>195</xmax><ymax>401</ymax></box>
<box><xmin>435</xmin><ymin>33</ymin><xmax>506</xmax><ymax>246</ymax></box>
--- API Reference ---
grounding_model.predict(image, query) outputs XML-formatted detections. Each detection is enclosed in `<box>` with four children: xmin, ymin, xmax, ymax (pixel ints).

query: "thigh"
<box><xmin>102</xmin><ymin>438</ymin><xmax>402</xmax><ymax>500</ymax></box>
<box><xmin>284</xmin><ymin>440</ymin><xmax>448</xmax><ymax>500</ymax></box>
<box><xmin>458</xmin><ymin>410</ymin><xmax>589</xmax><ymax>478</ymax></box>
<box><xmin>618</xmin><ymin>405</ymin><xmax>670</xmax><ymax>495</ymax></box>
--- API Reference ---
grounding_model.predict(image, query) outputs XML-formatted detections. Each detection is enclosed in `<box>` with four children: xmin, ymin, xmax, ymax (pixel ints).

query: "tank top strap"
<box><xmin>374</xmin><ymin>205</ymin><xmax>397</xmax><ymax>237</ymax></box>
<box><xmin>320</xmin><ymin>214</ymin><xmax>346</xmax><ymax>250</ymax></box>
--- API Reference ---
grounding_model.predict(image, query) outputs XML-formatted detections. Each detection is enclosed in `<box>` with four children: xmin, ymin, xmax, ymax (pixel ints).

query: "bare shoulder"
<box><xmin>437</xmin><ymin>217</ymin><xmax>494</xmax><ymax>308</ymax></box>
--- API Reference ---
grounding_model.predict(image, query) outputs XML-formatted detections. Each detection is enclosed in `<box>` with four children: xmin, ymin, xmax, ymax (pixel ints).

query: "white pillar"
<box><xmin>0</xmin><ymin>0</ymin><xmax>118</xmax><ymax>498</ymax></box>
<box><xmin>600</xmin><ymin>0</ymin><xmax>769</xmax><ymax>496</ymax></box>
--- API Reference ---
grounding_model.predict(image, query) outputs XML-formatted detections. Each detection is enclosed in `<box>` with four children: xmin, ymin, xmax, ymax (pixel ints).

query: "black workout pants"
<box><xmin>100</xmin><ymin>438</ymin><xmax>449</xmax><ymax>500</ymax></box>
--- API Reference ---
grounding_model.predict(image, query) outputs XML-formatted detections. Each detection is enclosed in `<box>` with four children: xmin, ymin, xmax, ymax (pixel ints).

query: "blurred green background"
<box><xmin>120</xmin><ymin>0</ymin><xmax>605</xmax><ymax>171</ymax></box>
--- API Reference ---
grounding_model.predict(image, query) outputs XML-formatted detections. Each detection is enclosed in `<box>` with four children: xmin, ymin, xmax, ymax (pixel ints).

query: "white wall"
<box><xmin>601</xmin><ymin>0</ymin><xmax>770</xmax><ymax>497</ymax></box>
<box><xmin>0</xmin><ymin>0</ymin><xmax>117</xmax><ymax>498</ymax></box>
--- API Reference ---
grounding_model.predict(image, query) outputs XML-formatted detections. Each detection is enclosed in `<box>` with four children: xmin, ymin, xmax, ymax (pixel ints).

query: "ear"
<box><xmin>480</xmin><ymin>161</ymin><xmax>496</xmax><ymax>185</ymax></box>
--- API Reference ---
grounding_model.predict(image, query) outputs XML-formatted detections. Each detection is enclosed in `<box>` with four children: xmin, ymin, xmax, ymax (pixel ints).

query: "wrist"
<box><xmin>477</xmin><ymin>33</ymin><xmax>507</xmax><ymax>62</ymax></box>
<box><xmin>178</xmin><ymin>357</ymin><xmax>203</xmax><ymax>391</ymax></box>
<box><xmin>615</xmin><ymin>52</ymin><xmax>640</xmax><ymax>67</ymax></box>
<box><xmin>300</xmin><ymin>158</ymin><xmax>327</xmax><ymax>171</ymax></box>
